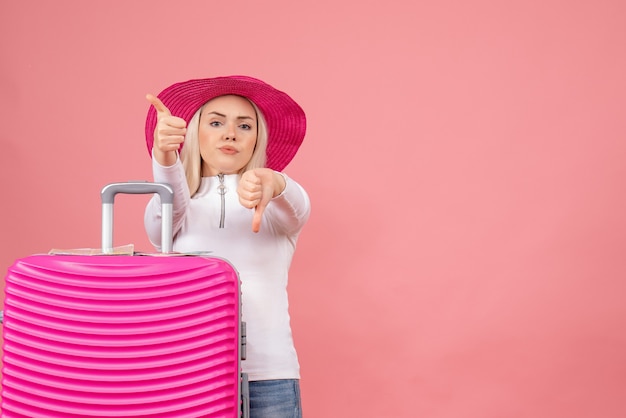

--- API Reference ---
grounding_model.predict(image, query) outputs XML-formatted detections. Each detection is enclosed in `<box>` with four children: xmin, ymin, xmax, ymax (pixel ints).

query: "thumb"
<box><xmin>251</xmin><ymin>181</ymin><xmax>274</xmax><ymax>233</ymax></box>
<box><xmin>146</xmin><ymin>94</ymin><xmax>171</xmax><ymax>116</ymax></box>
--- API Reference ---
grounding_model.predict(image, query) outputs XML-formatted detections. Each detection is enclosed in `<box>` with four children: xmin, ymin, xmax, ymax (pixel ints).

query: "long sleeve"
<box><xmin>266</xmin><ymin>173</ymin><xmax>311</xmax><ymax>236</ymax></box>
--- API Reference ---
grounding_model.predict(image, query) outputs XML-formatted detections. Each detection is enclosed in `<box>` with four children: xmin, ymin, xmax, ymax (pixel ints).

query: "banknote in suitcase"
<box><xmin>1</xmin><ymin>182</ymin><xmax>249</xmax><ymax>417</ymax></box>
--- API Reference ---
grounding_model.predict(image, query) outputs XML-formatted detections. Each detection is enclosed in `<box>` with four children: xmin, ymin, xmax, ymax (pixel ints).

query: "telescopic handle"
<box><xmin>100</xmin><ymin>182</ymin><xmax>174</xmax><ymax>254</ymax></box>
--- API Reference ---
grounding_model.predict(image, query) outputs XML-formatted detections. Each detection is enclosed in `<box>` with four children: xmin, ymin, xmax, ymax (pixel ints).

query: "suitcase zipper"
<box><xmin>217</xmin><ymin>174</ymin><xmax>226</xmax><ymax>228</ymax></box>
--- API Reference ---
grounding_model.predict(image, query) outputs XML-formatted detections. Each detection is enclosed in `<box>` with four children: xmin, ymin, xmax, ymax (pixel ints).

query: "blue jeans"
<box><xmin>248</xmin><ymin>379</ymin><xmax>302</xmax><ymax>418</ymax></box>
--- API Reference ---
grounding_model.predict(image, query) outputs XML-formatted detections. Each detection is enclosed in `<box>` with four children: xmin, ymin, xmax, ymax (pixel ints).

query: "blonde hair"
<box><xmin>180</xmin><ymin>97</ymin><xmax>268</xmax><ymax>196</ymax></box>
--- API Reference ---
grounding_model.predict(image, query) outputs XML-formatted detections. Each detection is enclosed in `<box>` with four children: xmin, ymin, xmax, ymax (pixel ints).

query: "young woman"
<box><xmin>144</xmin><ymin>76</ymin><xmax>310</xmax><ymax>418</ymax></box>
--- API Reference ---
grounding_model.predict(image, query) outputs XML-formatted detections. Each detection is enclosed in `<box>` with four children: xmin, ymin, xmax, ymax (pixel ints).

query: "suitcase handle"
<box><xmin>101</xmin><ymin>182</ymin><xmax>174</xmax><ymax>254</ymax></box>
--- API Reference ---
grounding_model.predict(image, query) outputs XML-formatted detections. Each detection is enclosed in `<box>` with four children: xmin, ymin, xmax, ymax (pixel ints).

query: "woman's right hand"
<box><xmin>146</xmin><ymin>94</ymin><xmax>187</xmax><ymax>167</ymax></box>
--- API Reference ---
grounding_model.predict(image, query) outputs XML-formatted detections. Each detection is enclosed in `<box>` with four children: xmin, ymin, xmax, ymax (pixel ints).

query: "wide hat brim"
<box><xmin>145</xmin><ymin>75</ymin><xmax>306</xmax><ymax>172</ymax></box>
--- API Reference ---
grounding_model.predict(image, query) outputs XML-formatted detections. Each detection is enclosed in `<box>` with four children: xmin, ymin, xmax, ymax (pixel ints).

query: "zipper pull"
<box><xmin>217</xmin><ymin>174</ymin><xmax>227</xmax><ymax>195</ymax></box>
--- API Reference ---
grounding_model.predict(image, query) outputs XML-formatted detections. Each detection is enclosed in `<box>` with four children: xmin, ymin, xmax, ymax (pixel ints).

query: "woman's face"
<box><xmin>198</xmin><ymin>95</ymin><xmax>258</xmax><ymax>176</ymax></box>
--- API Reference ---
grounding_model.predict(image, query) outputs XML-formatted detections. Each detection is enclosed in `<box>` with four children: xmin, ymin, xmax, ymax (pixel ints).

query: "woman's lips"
<box><xmin>219</xmin><ymin>146</ymin><xmax>237</xmax><ymax>155</ymax></box>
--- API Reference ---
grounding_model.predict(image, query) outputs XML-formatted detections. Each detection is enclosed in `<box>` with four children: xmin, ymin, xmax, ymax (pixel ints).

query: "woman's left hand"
<box><xmin>238</xmin><ymin>169</ymin><xmax>286</xmax><ymax>233</ymax></box>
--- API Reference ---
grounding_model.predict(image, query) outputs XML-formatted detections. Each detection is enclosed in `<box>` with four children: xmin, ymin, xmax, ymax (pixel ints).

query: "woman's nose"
<box><xmin>225</xmin><ymin>124</ymin><xmax>236</xmax><ymax>141</ymax></box>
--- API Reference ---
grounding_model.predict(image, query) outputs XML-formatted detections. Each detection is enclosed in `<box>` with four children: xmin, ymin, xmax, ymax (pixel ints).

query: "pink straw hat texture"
<box><xmin>145</xmin><ymin>75</ymin><xmax>306</xmax><ymax>172</ymax></box>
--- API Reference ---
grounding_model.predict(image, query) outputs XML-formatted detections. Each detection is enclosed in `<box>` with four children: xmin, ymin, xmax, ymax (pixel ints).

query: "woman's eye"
<box><xmin>240</xmin><ymin>124</ymin><xmax>251</xmax><ymax>130</ymax></box>
<box><xmin>210</xmin><ymin>121</ymin><xmax>222</xmax><ymax>127</ymax></box>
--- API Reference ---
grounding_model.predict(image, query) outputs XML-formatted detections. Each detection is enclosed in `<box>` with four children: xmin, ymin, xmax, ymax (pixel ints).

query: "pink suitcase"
<box><xmin>1</xmin><ymin>182</ymin><xmax>249</xmax><ymax>417</ymax></box>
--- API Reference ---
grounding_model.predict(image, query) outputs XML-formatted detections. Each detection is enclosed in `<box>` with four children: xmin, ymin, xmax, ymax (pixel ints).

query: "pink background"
<box><xmin>1</xmin><ymin>0</ymin><xmax>625</xmax><ymax>416</ymax></box>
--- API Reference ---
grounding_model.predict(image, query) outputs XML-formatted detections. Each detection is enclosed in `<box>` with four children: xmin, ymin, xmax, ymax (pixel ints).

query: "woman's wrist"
<box><xmin>273</xmin><ymin>171</ymin><xmax>287</xmax><ymax>198</ymax></box>
<box><xmin>152</xmin><ymin>148</ymin><xmax>178</xmax><ymax>167</ymax></box>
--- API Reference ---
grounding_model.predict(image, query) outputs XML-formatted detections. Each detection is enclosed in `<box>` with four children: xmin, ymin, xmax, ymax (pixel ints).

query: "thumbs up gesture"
<box><xmin>237</xmin><ymin>168</ymin><xmax>286</xmax><ymax>233</ymax></box>
<box><xmin>146</xmin><ymin>94</ymin><xmax>187</xmax><ymax>167</ymax></box>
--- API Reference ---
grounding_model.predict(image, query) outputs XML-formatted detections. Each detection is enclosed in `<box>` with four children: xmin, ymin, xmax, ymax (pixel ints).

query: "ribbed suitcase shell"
<box><xmin>2</xmin><ymin>254</ymin><xmax>242</xmax><ymax>417</ymax></box>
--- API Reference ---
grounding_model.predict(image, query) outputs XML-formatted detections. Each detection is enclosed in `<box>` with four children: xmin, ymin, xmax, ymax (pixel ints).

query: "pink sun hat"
<box><xmin>145</xmin><ymin>75</ymin><xmax>306</xmax><ymax>171</ymax></box>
